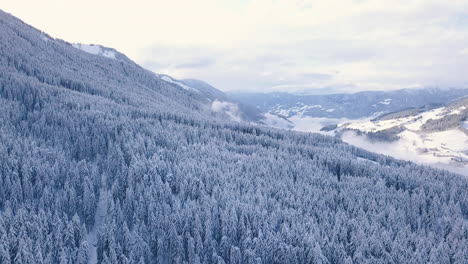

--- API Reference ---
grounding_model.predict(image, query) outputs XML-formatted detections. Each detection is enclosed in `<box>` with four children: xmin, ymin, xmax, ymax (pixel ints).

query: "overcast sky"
<box><xmin>3</xmin><ymin>0</ymin><xmax>468</xmax><ymax>93</ymax></box>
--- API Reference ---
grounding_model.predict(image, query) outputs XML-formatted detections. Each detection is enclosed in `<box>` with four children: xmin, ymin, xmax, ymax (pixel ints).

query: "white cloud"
<box><xmin>3</xmin><ymin>0</ymin><xmax>468</xmax><ymax>92</ymax></box>
<box><xmin>341</xmin><ymin>130</ymin><xmax>468</xmax><ymax>176</ymax></box>
<box><xmin>211</xmin><ymin>100</ymin><xmax>242</xmax><ymax>122</ymax></box>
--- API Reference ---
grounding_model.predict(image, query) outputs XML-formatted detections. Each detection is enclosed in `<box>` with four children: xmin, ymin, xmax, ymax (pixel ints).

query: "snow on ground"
<box><xmin>451</xmin><ymin>106</ymin><xmax>466</xmax><ymax>115</ymax></box>
<box><xmin>404</xmin><ymin>107</ymin><xmax>446</xmax><ymax>130</ymax></box>
<box><xmin>87</xmin><ymin>175</ymin><xmax>109</xmax><ymax>264</ymax></box>
<box><xmin>161</xmin><ymin>76</ymin><xmax>199</xmax><ymax>92</ymax></box>
<box><xmin>72</xmin><ymin>43</ymin><xmax>116</xmax><ymax>59</ymax></box>
<box><xmin>379</xmin><ymin>98</ymin><xmax>392</xmax><ymax>105</ymax></box>
<box><xmin>356</xmin><ymin>156</ymin><xmax>379</xmax><ymax>165</ymax></box>
<box><xmin>339</xmin><ymin>102</ymin><xmax>468</xmax><ymax>174</ymax></box>
<box><xmin>345</xmin><ymin>106</ymin><xmax>446</xmax><ymax>132</ymax></box>
<box><xmin>397</xmin><ymin>129</ymin><xmax>468</xmax><ymax>163</ymax></box>
<box><xmin>272</xmin><ymin>103</ymin><xmax>322</xmax><ymax>117</ymax></box>
<box><xmin>268</xmin><ymin>101</ymin><xmax>468</xmax><ymax>175</ymax></box>
<box><xmin>280</xmin><ymin>102</ymin><xmax>468</xmax><ymax>176</ymax></box>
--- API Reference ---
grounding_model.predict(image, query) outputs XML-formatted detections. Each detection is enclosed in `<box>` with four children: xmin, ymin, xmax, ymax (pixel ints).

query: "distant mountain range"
<box><xmin>229</xmin><ymin>88</ymin><xmax>468</xmax><ymax>119</ymax></box>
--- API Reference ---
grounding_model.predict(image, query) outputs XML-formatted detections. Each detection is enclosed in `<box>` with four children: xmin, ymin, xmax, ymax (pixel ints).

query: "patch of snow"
<box><xmin>161</xmin><ymin>76</ymin><xmax>199</xmax><ymax>92</ymax></box>
<box><xmin>369</xmin><ymin>112</ymin><xmax>385</xmax><ymax>120</ymax></box>
<box><xmin>309</xmin><ymin>104</ymin><xmax>322</xmax><ymax>108</ymax></box>
<box><xmin>345</xmin><ymin>106</ymin><xmax>446</xmax><ymax>132</ymax></box>
<box><xmin>72</xmin><ymin>43</ymin><xmax>100</xmax><ymax>55</ymax></box>
<box><xmin>72</xmin><ymin>43</ymin><xmax>116</xmax><ymax>59</ymax></box>
<box><xmin>87</xmin><ymin>175</ymin><xmax>109</xmax><ymax>264</ymax></box>
<box><xmin>404</xmin><ymin>107</ymin><xmax>445</xmax><ymax>130</ymax></box>
<box><xmin>271</xmin><ymin>104</ymin><xmax>323</xmax><ymax>117</ymax></box>
<box><xmin>379</xmin><ymin>98</ymin><xmax>392</xmax><ymax>105</ymax></box>
<box><xmin>345</xmin><ymin>118</ymin><xmax>396</xmax><ymax>132</ymax></box>
<box><xmin>101</xmin><ymin>50</ymin><xmax>116</xmax><ymax>59</ymax></box>
<box><xmin>356</xmin><ymin>156</ymin><xmax>378</xmax><ymax>165</ymax></box>
<box><xmin>451</xmin><ymin>94</ymin><xmax>468</xmax><ymax>101</ymax></box>
<box><xmin>450</xmin><ymin>106</ymin><xmax>466</xmax><ymax>115</ymax></box>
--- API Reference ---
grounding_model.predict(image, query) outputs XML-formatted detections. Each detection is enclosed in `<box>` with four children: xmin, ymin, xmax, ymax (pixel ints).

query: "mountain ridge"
<box><xmin>230</xmin><ymin>88</ymin><xmax>468</xmax><ymax>119</ymax></box>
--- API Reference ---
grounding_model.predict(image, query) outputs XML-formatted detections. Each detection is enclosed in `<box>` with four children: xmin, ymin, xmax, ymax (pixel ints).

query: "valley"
<box><xmin>236</xmin><ymin>91</ymin><xmax>468</xmax><ymax>175</ymax></box>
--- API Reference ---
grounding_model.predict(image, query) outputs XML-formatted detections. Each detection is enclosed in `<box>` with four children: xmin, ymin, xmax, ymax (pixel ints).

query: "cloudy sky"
<box><xmin>3</xmin><ymin>0</ymin><xmax>468</xmax><ymax>93</ymax></box>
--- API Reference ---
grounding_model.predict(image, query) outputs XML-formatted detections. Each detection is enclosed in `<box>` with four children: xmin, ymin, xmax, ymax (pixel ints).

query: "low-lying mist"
<box><xmin>341</xmin><ymin>130</ymin><xmax>468</xmax><ymax>176</ymax></box>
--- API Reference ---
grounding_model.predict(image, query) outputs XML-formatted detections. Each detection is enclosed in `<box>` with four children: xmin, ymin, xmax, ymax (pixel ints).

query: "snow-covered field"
<box><xmin>87</xmin><ymin>174</ymin><xmax>109</xmax><ymax>264</ymax></box>
<box><xmin>266</xmin><ymin>103</ymin><xmax>468</xmax><ymax>175</ymax></box>
<box><xmin>344</xmin><ymin>107</ymin><xmax>448</xmax><ymax>132</ymax></box>
<box><xmin>344</xmin><ymin>105</ymin><xmax>466</xmax><ymax>133</ymax></box>
<box><xmin>339</xmin><ymin>104</ymin><xmax>468</xmax><ymax>175</ymax></box>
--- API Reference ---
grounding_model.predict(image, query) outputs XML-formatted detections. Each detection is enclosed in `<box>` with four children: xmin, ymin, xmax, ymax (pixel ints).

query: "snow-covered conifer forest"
<box><xmin>0</xmin><ymin>10</ymin><xmax>466</xmax><ymax>264</ymax></box>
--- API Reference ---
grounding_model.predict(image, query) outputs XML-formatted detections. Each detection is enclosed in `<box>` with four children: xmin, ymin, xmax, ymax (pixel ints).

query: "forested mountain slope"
<box><xmin>0</xmin><ymin>10</ymin><xmax>467</xmax><ymax>264</ymax></box>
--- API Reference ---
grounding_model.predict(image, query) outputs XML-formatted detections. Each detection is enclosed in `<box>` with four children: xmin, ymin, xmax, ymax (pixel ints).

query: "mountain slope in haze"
<box><xmin>338</xmin><ymin>98</ymin><xmax>468</xmax><ymax>174</ymax></box>
<box><xmin>69</xmin><ymin>39</ymin><xmax>260</xmax><ymax>124</ymax></box>
<box><xmin>57</xmin><ymin>34</ymin><xmax>257</xmax><ymax>124</ymax></box>
<box><xmin>181</xmin><ymin>78</ymin><xmax>264</xmax><ymax>122</ymax></box>
<box><xmin>1</xmin><ymin>10</ymin><xmax>467</xmax><ymax>264</ymax></box>
<box><xmin>230</xmin><ymin>88</ymin><xmax>468</xmax><ymax>119</ymax></box>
